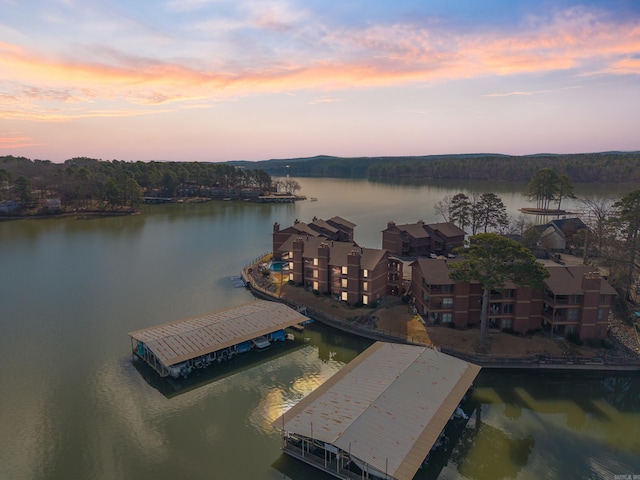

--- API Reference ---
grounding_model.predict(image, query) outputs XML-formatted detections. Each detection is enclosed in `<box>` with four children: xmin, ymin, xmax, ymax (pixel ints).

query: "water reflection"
<box><xmin>432</xmin><ymin>370</ymin><xmax>640</xmax><ymax>479</ymax></box>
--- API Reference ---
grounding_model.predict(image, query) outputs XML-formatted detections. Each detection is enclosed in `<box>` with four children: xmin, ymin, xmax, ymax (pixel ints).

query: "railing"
<box><xmin>242</xmin><ymin>255</ymin><xmax>640</xmax><ymax>370</ymax></box>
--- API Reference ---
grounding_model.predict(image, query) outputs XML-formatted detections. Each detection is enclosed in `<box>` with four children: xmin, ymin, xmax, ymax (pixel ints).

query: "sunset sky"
<box><xmin>1</xmin><ymin>0</ymin><xmax>639</xmax><ymax>163</ymax></box>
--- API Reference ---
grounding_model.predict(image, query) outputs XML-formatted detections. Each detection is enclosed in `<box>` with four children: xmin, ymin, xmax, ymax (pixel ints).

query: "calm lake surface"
<box><xmin>1</xmin><ymin>178</ymin><xmax>638</xmax><ymax>480</ymax></box>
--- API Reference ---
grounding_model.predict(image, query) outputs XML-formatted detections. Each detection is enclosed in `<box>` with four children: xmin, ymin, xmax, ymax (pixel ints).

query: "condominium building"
<box><xmin>382</xmin><ymin>221</ymin><xmax>465</xmax><ymax>258</ymax></box>
<box><xmin>411</xmin><ymin>259</ymin><xmax>615</xmax><ymax>340</ymax></box>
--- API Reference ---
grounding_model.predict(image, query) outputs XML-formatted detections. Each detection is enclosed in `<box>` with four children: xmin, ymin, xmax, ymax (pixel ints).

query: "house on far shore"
<box><xmin>46</xmin><ymin>198</ymin><xmax>61</xmax><ymax>211</ymax></box>
<box><xmin>272</xmin><ymin>216</ymin><xmax>356</xmax><ymax>260</ymax></box>
<box><xmin>0</xmin><ymin>200</ymin><xmax>19</xmax><ymax>213</ymax></box>
<box><xmin>278</xmin><ymin>235</ymin><xmax>403</xmax><ymax>306</ymax></box>
<box><xmin>528</xmin><ymin>217</ymin><xmax>587</xmax><ymax>251</ymax></box>
<box><xmin>410</xmin><ymin>258</ymin><xmax>615</xmax><ymax>341</ymax></box>
<box><xmin>382</xmin><ymin>221</ymin><xmax>465</xmax><ymax>258</ymax></box>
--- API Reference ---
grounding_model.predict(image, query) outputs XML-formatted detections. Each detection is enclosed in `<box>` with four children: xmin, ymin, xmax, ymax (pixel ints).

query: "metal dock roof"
<box><xmin>129</xmin><ymin>300</ymin><xmax>308</xmax><ymax>366</ymax></box>
<box><xmin>272</xmin><ymin>342</ymin><xmax>481</xmax><ymax>480</ymax></box>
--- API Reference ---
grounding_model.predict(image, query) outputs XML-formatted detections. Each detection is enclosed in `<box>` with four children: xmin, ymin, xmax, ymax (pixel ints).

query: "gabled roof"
<box><xmin>309</xmin><ymin>218</ymin><xmax>339</xmax><ymax>234</ymax></box>
<box><xmin>279</xmin><ymin>222</ymin><xmax>321</xmax><ymax>237</ymax></box>
<box><xmin>273</xmin><ymin>342</ymin><xmax>480</xmax><ymax>480</ymax></box>
<box><xmin>550</xmin><ymin>217</ymin><xmax>586</xmax><ymax>235</ymax></box>
<box><xmin>544</xmin><ymin>265</ymin><xmax>617</xmax><ymax>296</ymax></box>
<box><xmin>328</xmin><ymin>216</ymin><xmax>356</xmax><ymax>229</ymax></box>
<box><xmin>412</xmin><ymin>257</ymin><xmax>455</xmax><ymax>284</ymax></box>
<box><xmin>396</xmin><ymin>222</ymin><xmax>430</xmax><ymax>239</ymax></box>
<box><xmin>279</xmin><ymin>236</ymin><xmax>388</xmax><ymax>271</ymax></box>
<box><xmin>128</xmin><ymin>301</ymin><xmax>309</xmax><ymax>366</ymax></box>
<box><xmin>427</xmin><ymin>222</ymin><xmax>466</xmax><ymax>238</ymax></box>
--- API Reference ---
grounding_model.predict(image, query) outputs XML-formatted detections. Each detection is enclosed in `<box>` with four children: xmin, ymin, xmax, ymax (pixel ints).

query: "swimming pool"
<box><xmin>269</xmin><ymin>261</ymin><xmax>286</xmax><ymax>272</ymax></box>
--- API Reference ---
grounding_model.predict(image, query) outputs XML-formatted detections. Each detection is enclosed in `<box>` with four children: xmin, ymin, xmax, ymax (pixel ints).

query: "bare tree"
<box><xmin>434</xmin><ymin>195</ymin><xmax>453</xmax><ymax>222</ymax></box>
<box><xmin>579</xmin><ymin>194</ymin><xmax>614</xmax><ymax>255</ymax></box>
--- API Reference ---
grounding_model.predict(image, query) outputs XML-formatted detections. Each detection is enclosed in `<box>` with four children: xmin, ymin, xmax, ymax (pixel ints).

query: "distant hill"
<box><xmin>226</xmin><ymin>151</ymin><xmax>640</xmax><ymax>183</ymax></box>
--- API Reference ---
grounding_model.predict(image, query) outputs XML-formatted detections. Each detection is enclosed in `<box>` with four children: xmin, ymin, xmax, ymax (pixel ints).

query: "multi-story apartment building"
<box><xmin>382</xmin><ymin>221</ymin><xmax>465</xmax><ymax>258</ymax></box>
<box><xmin>272</xmin><ymin>216</ymin><xmax>355</xmax><ymax>260</ymax></box>
<box><xmin>411</xmin><ymin>258</ymin><xmax>615</xmax><ymax>340</ymax></box>
<box><xmin>278</xmin><ymin>235</ymin><xmax>403</xmax><ymax>306</ymax></box>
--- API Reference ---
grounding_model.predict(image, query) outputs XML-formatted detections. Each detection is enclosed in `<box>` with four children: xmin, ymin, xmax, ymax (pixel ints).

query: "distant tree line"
<box><xmin>0</xmin><ymin>156</ymin><xmax>272</xmax><ymax>213</ymax></box>
<box><xmin>242</xmin><ymin>152</ymin><xmax>640</xmax><ymax>183</ymax></box>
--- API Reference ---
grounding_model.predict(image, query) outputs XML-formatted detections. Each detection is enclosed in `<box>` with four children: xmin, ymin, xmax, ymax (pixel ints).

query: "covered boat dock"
<box><xmin>272</xmin><ymin>342</ymin><xmax>481</xmax><ymax>480</ymax></box>
<box><xmin>129</xmin><ymin>300</ymin><xmax>309</xmax><ymax>379</ymax></box>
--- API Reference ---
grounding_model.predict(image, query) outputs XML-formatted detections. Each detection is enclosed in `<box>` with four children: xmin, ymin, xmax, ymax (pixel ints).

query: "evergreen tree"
<box><xmin>449</xmin><ymin>233</ymin><xmax>549</xmax><ymax>346</ymax></box>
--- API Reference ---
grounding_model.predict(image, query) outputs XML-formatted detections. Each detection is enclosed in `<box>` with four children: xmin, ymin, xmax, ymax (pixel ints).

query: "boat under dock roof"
<box><xmin>272</xmin><ymin>341</ymin><xmax>481</xmax><ymax>480</ymax></box>
<box><xmin>129</xmin><ymin>300</ymin><xmax>309</xmax><ymax>367</ymax></box>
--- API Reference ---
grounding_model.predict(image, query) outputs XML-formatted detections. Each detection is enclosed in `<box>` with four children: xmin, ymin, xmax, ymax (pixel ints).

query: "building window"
<box><xmin>363</xmin><ymin>295</ymin><xmax>368</xmax><ymax>305</ymax></box>
<box><xmin>501</xmin><ymin>318</ymin><xmax>512</xmax><ymax>329</ymax></box>
<box><xmin>288</xmin><ymin>251</ymin><xmax>293</xmax><ymax>258</ymax></box>
<box><xmin>289</xmin><ymin>261</ymin><xmax>294</xmax><ymax>270</ymax></box>
<box><xmin>442</xmin><ymin>313</ymin><xmax>453</xmax><ymax>323</ymax></box>
<box><xmin>363</xmin><ymin>269</ymin><xmax>369</xmax><ymax>278</ymax></box>
<box><xmin>443</xmin><ymin>284</ymin><xmax>454</xmax><ymax>293</ymax></box>
<box><xmin>597</xmin><ymin>309</ymin><xmax>604</xmax><ymax>320</ymax></box>
<box><xmin>313</xmin><ymin>258</ymin><xmax>318</xmax><ymax>266</ymax></box>
<box><xmin>600</xmin><ymin>294</ymin><xmax>607</xmax><ymax>304</ymax></box>
<box><xmin>341</xmin><ymin>266</ymin><xmax>348</xmax><ymax>275</ymax></box>
<box><xmin>313</xmin><ymin>281</ymin><xmax>318</xmax><ymax>291</ymax></box>
<box><xmin>503</xmin><ymin>304</ymin><xmax>514</xmax><ymax>314</ymax></box>
<box><xmin>568</xmin><ymin>309</ymin><xmax>580</xmax><ymax>321</ymax></box>
<box><xmin>567</xmin><ymin>325</ymin><xmax>577</xmax><ymax>334</ymax></box>
<box><xmin>569</xmin><ymin>295</ymin><xmax>582</xmax><ymax>304</ymax></box>
<box><xmin>363</xmin><ymin>281</ymin><xmax>368</xmax><ymax>291</ymax></box>
<box><xmin>443</xmin><ymin>298</ymin><xmax>453</xmax><ymax>308</ymax></box>
<box><xmin>313</xmin><ymin>269</ymin><xmax>318</xmax><ymax>278</ymax></box>
<box><xmin>341</xmin><ymin>291</ymin><xmax>348</xmax><ymax>301</ymax></box>
<box><xmin>341</xmin><ymin>278</ymin><xmax>348</xmax><ymax>288</ymax></box>
<box><xmin>504</xmin><ymin>289</ymin><xmax>515</xmax><ymax>298</ymax></box>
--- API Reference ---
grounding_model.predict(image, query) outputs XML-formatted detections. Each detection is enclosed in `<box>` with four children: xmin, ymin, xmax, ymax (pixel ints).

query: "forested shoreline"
<box><xmin>230</xmin><ymin>151</ymin><xmax>640</xmax><ymax>183</ymax></box>
<box><xmin>0</xmin><ymin>156</ymin><xmax>273</xmax><ymax>215</ymax></box>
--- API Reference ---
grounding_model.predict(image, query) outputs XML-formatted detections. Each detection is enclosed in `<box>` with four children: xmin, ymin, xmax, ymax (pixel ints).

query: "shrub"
<box><xmin>446</xmin><ymin>322</ymin><xmax>456</xmax><ymax>329</ymax></box>
<box><xmin>401</xmin><ymin>294</ymin><xmax>412</xmax><ymax>304</ymax></box>
<box><xmin>369</xmin><ymin>300</ymin><xmax>378</xmax><ymax>308</ymax></box>
<box><xmin>567</xmin><ymin>331</ymin><xmax>582</xmax><ymax>346</ymax></box>
<box><xmin>501</xmin><ymin>327</ymin><xmax>516</xmax><ymax>335</ymax></box>
<box><xmin>600</xmin><ymin>338</ymin><xmax>614</xmax><ymax>349</ymax></box>
<box><xmin>354</xmin><ymin>301</ymin><xmax>364</xmax><ymax>308</ymax></box>
<box><xmin>586</xmin><ymin>337</ymin><xmax>601</xmax><ymax>348</ymax></box>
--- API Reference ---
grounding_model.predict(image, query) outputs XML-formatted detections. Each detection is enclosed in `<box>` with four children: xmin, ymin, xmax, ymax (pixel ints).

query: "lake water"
<box><xmin>0</xmin><ymin>177</ymin><xmax>638</xmax><ymax>480</ymax></box>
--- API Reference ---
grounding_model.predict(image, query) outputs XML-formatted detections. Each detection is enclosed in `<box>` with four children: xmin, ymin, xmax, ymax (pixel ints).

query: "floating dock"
<box><xmin>129</xmin><ymin>300</ymin><xmax>309</xmax><ymax>379</ymax></box>
<box><xmin>272</xmin><ymin>342</ymin><xmax>480</xmax><ymax>480</ymax></box>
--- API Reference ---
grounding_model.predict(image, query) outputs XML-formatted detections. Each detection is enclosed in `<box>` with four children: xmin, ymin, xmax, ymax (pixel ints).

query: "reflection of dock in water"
<box><xmin>133</xmin><ymin>331</ymin><xmax>307</xmax><ymax>398</ymax></box>
<box><xmin>128</xmin><ymin>300</ymin><xmax>309</xmax><ymax>380</ymax></box>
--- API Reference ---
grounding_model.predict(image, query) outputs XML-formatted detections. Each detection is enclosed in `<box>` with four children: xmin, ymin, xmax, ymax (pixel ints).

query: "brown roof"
<box><xmin>329</xmin><ymin>216</ymin><xmax>356</xmax><ymax>229</ymax></box>
<box><xmin>310</xmin><ymin>218</ymin><xmax>339</xmax><ymax>234</ymax></box>
<box><xmin>281</xmin><ymin>222</ymin><xmax>321</xmax><ymax>237</ymax></box>
<box><xmin>280</xmin><ymin>236</ymin><xmax>387</xmax><ymax>271</ymax></box>
<box><xmin>427</xmin><ymin>222</ymin><xmax>466</xmax><ymax>238</ymax></box>
<box><xmin>544</xmin><ymin>265</ymin><xmax>617</xmax><ymax>295</ymax></box>
<box><xmin>412</xmin><ymin>257</ymin><xmax>455</xmax><ymax>284</ymax></box>
<box><xmin>396</xmin><ymin>222</ymin><xmax>430</xmax><ymax>239</ymax></box>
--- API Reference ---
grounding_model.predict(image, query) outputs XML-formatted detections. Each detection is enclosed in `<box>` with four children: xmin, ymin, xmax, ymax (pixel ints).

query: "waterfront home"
<box><xmin>411</xmin><ymin>258</ymin><xmax>615</xmax><ymax>341</ymax></box>
<box><xmin>279</xmin><ymin>235</ymin><xmax>403</xmax><ymax>305</ymax></box>
<box><xmin>528</xmin><ymin>217</ymin><xmax>587</xmax><ymax>251</ymax></box>
<box><xmin>272</xmin><ymin>216</ymin><xmax>356</xmax><ymax>260</ymax></box>
<box><xmin>382</xmin><ymin>220</ymin><xmax>465</xmax><ymax>258</ymax></box>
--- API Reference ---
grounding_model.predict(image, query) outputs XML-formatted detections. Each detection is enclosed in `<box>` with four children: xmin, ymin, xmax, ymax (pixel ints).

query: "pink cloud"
<box><xmin>1</xmin><ymin>5</ymin><xmax>638</xmax><ymax>123</ymax></box>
